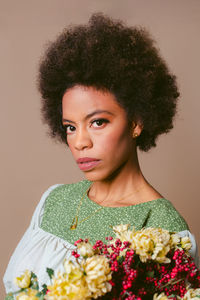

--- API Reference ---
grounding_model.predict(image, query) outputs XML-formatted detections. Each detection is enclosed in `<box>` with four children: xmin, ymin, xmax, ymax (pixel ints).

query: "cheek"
<box><xmin>96</xmin><ymin>127</ymin><xmax>132</xmax><ymax>157</ymax></box>
<box><xmin>66</xmin><ymin>137</ymin><xmax>75</xmax><ymax>153</ymax></box>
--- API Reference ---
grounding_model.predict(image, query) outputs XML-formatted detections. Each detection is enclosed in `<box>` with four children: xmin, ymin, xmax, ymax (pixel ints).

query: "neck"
<box><xmin>87</xmin><ymin>150</ymin><xmax>160</xmax><ymax>207</ymax></box>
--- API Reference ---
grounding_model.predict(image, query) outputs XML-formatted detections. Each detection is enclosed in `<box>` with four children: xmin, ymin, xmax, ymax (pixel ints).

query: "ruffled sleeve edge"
<box><xmin>178</xmin><ymin>230</ymin><xmax>199</xmax><ymax>268</ymax></box>
<box><xmin>30</xmin><ymin>184</ymin><xmax>63</xmax><ymax>230</ymax></box>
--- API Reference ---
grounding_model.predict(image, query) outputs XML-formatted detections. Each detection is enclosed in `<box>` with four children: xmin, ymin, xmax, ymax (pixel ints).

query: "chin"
<box><xmin>83</xmin><ymin>167</ymin><xmax>119</xmax><ymax>182</ymax></box>
<box><xmin>83</xmin><ymin>172</ymin><xmax>105</xmax><ymax>182</ymax></box>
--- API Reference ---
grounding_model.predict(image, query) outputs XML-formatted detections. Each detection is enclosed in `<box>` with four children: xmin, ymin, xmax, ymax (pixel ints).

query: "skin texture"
<box><xmin>62</xmin><ymin>85</ymin><xmax>163</xmax><ymax>207</ymax></box>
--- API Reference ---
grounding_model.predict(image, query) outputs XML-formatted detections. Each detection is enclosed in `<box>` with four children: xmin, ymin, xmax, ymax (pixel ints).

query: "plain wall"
<box><xmin>1</xmin><ymin>0</ymin><xmax>200</xmax><ymax>297</ymax></box>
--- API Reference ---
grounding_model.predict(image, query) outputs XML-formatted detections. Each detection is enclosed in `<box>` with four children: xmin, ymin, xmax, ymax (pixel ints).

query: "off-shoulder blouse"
<box><xmin>4</xmin><ymin>180</ymin><xmax>199</xmax><ymax>299</ymax></box>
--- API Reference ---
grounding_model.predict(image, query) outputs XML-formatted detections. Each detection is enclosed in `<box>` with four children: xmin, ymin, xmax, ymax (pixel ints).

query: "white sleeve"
<box><xmin>3</xmin><ymin>184</ymin><xmax>76</xmax><ymax>295</ymax></box>
<box><xmin>4</xmin><ymin>188</ymin><xmax>199</xmax><ymax>295</ymax></box>
<box><xmin>178</xmin><ymin>230</ymin><xmax>199</xmax><ymax>267</ymax></box>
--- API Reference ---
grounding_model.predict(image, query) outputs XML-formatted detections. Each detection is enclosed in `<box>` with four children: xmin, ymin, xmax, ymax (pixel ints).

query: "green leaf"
<box><xmin>30</xmin><ymin>277</ymin><xmax>39</xmax><ymax>290</ymax></box>
<box><xmin>117</xmin><ymin>256</ymin><xmax>125</xmax><ymax>264</ymax></box>
<box><xmin>41</xmin><ymin>284</ymin><xmax>48</xmax><ymax>295</ymax></box>
<box><xmin>31</xmin><ymin>272</ymin><xmax>37</xmax><ymax>279</ymax></box>
<box><xmin>36</xmin><ymin>292</ymin><xmax>42</xmax><ymax>297</ymax></box>
<box><xmin>29</xmin><ymin>271</ymin><xmax>39</xmax><ymax>290</ymax></box>
<box><xmin>146</xmin><ymin>270</ymin><xmax>154</xmax><ymax>278</ymax></box>
<box><xmin>46</xmin><ymin>268</ymin><xmax>54</xmax><ymax>279</ymax></box>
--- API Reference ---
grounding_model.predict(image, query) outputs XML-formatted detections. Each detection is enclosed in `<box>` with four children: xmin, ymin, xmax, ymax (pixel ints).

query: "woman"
<box><xmin>4</xmin><ymin>13</ymin><xmax>198</xmax><ymax>298</ymax></box>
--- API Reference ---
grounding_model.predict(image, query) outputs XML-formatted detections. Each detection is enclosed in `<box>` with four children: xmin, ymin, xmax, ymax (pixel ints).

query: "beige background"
<box><xmin>1</xmin><ymin>0</ymin><xmax>200</xmax><ymax>297</ymax></box>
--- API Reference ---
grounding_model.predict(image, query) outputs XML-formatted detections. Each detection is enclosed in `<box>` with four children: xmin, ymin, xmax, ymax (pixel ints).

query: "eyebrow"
<box><xmin>62</xmin><ymin>109</ymin><xmax>114</xmax><ymax>124</ymax></box>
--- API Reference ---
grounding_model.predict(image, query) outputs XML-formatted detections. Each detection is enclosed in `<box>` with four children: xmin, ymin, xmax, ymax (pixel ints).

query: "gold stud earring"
<box><xmin>133</xmin><ymin>132</ymin><xmax>138</xmax><ymax>138</ymax></box>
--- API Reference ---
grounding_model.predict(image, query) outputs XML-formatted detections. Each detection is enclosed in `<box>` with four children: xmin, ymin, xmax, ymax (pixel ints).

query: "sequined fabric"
<box><xmin>41</xmin><ymin>180</ymin><xmax>188</xmax><ymax>244</ymax></box>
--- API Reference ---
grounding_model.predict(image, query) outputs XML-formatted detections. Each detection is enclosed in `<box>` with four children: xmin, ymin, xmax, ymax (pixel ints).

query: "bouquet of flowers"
<box><xmin>11</xmin><ymin>225</ymin><xmax>200</xmax><ymax>299</ymax></box>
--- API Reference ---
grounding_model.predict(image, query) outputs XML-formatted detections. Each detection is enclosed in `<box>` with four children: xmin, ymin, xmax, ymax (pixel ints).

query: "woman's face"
<box><xmin>62</xmin><ymin>85</ymin><xmax>137</xmax><ymax>182</ymax></box>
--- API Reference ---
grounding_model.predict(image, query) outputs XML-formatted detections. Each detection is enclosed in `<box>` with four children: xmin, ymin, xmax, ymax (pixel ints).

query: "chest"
<box><xmin>41</xmin><ymin>197</ymin><xmax>152</xmax><ymax>244</ymax></box>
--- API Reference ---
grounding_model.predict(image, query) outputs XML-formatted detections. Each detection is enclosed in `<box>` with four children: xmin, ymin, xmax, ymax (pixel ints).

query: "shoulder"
<box><xmin>43</xmin><ymin>179</ymin><xmax>91</xmax><ymax>203</ymax></box>
<box><xmin>147</xmin><ymin>198</ymin><xmax>189</xmax><ymax>232</ymax></box>
<box><xmin>40</xmin><ymin>179</ymin><xmax>91</xmax><ymax>228</ymax></box>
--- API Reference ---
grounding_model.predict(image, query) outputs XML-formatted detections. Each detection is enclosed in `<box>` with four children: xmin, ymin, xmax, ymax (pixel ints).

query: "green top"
<box><xmin>41</xmin><ymin>179</ymin><xmax>188</xmax><ymax>244</ymax></box>
<box><xmin>4</xmin><ymin>179</ymin><xmax>189</xmax><ymax>300</ymax></box>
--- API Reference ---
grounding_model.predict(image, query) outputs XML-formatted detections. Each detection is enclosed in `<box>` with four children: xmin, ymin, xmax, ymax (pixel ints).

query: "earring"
<box><xmin>133</xmin><ymin>132</ymin><xmax>138</xmax><ymax>138</ymax></box>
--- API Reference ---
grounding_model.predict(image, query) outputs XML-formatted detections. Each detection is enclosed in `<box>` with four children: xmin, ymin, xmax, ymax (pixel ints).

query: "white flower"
<box><xmin>76</xmin><ymin>241</ymin><xmax>94</xmax><ymax>257</ymax></box>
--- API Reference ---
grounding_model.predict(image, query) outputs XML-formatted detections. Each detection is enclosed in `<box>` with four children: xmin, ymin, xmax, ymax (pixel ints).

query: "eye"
<box><xmin>91</xmin><ymin>118</ymin><xmax>109</xmax><ymax>128</ymax></box>
<box><xmin>63</xmin><ymin>124</ymin><xmax>75</xmax><ymax>134</ymax></box>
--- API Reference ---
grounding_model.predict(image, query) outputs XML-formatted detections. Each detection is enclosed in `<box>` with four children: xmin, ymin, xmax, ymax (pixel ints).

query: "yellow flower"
<box><xmin>153</xmin><ymin>288</ymin><xmax>200</xmax><ymax>300</ymax></box>
<box><xmin>131</xmin><ymin>233</ymin><xmax>155</xmax><ymax>262</ymax></box>
<box><xmin>181</xmin><ymin>236</ymin><xmax>192</xmax><ymax>252</ymax></box>
<box><xmin>83</xmin><ymin>255</ymin><xmax>112</xmax><ymax>298</ymax></box>
<box><xmin>153</xmin><ymin>293</ymin><xmax>169</xmax><ymax>300</ymax></box>
<box><xmin>139</xmin><ymin>228</ymin><xmax>172</xmax><ymax>263</ymax></box>
<box><xmin>112</xmin><ymin>226</ymin><xmax>174</xmax><ymax>263</ymax></box>
<box><xmin>154</xmin><ymin>292</ymin><xmax>182</xmax><ymax>300</ymax></box>
<box><xmin>17</xmin><ymin>296</ymin><xmax>30</xmax><ymax>300</ymax></box>
<box><xmin>64</xmin><ymin>260</ymin><xmax>83</xmax><ymax>282</ymax></box>
<box><xmin>46</xmin><ymin>269</ymin><xmax>89</xmax><ymax>300</ymax></box>
<box><xmin>183</xmin><ymin>288</ymin><xmax>200</xmax><ymax>299</ymax></box>
<box><xmin>76</xmin><ymin>241</ymin><xmax>94</xmax><ymax>257</ymax></box>
<box><xmin>14</xmin><ymin>270</ymin><xmax>31</xmax><ymax>289</ymax></box>
<box><xmin>153</xmin><ymin>292</ymin><xmax>182</xmax><ymax>300</ymax></box>
<box><xmin>109</xmin><ymin>225</ymin><xmax>135</xmax><ymax>256</ymax></box>
<box><xmin>16</xmin><ymin>288</ymin><xmax>38</xmax><ymax>300</ymax></box>
<box><xmin>170</xmin><ymin>233</ymin><xmax>181</xmax><ymax>246</ymax></box>
<box><xmin>113</xmin><ymin>224</ymin><xmax>130</xmax><ymax>235</ymax></box>
<box><xmin>152</xmin><ymin>244</ymin><xmax>171</xmax><ymax>264</ymax></box>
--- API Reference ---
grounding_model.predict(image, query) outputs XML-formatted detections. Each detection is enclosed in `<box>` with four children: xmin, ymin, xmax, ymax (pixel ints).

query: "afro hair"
<box><xmin>38</xmin><ymin>12</ymin><xmax>179</xmax><ymax>152</ymax></box>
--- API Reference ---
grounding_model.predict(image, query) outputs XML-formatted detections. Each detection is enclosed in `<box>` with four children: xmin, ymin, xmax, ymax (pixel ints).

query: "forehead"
<box><xmin>62</xmin><ymin>85</ymin><xmax>125</xmax><ymax>114</ymax></box>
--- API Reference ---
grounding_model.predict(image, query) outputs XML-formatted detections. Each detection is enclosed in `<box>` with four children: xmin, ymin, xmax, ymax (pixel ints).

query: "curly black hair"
<box><xmin>38</xmin><ymin>13</ymin><xmax>179</xmax><ymax>152</ymax></box>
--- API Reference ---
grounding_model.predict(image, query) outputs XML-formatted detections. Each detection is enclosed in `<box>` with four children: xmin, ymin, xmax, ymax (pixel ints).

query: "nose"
<box><xmin>74</xmin><ymin>128</ymin><xmax>93</xmax><ymax>151</ymax></box>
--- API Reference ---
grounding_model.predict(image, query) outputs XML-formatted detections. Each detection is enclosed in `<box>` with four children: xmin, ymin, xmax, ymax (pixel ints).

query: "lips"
<box><xmin>76</xmin><ymin>157</ymin><xmax>101</xmax><ymax>171</ymax></box>
<box><xmin>76</xmin><ymin>157</ymin><xmax>100</xmax><ymax>163</ymax></box>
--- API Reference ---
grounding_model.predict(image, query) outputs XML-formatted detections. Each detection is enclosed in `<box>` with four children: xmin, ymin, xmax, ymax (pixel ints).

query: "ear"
<box><xmin>132</xmin><ymin>121</ymin><xmax>143</xmax><ymax>137</ymax></box>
